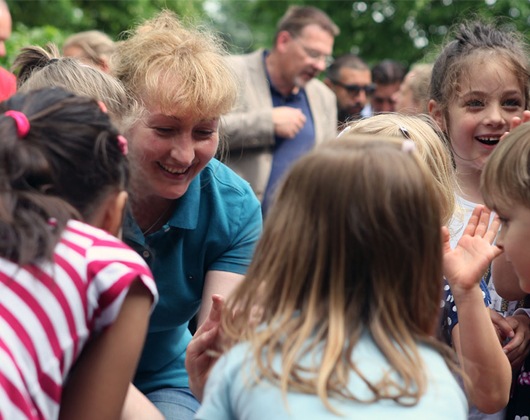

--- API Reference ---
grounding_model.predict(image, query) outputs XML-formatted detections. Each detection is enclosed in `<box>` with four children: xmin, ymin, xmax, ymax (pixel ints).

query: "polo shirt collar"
<box><xmin>166</xmin><ymin>174</ymin><xmax>200</xmax><ymax>230</ymax></box>
<box><xmin>123</xmin><ymin>174</ymin><xmax>201</xmax><ymax>244</ymax></box>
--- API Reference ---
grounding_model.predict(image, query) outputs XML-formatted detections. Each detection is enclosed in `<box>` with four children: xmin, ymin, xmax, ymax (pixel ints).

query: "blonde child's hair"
<box><xmin>12</xmin><ymin>44</ymin><xmax>130</xmax><ymax>128</ymax></box>
<box><xmin>110</xmin><ymin>10</ymin><xmax>238</xmax><ymax>125</ymax></box>
<box><xmin>344</xmin><ymin>113</ymin><xmax>458</xmax><ymax>225</ymax></box>
<box><xmin>482</xmin><ymin>122</ymin><xmax>530</xmax><ymax>210</ymax></box>
<box><xmin>222</xmin><ymin>135</ymin><xmax>455</xmax><ymax>413</ymax></box>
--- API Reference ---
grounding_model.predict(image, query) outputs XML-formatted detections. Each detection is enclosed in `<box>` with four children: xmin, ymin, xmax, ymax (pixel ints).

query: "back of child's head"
<box><xmin>343</xmin><ymin>113</ymin><xmax>457</xmax><ymax>225</ymax></box>
<box><xmin>0</xmin><ymin>87</ymin><xmax>128</xmax><ymax>265</ymax></box>
<box><xmin>12</xmin><ymin>44</ymin><xmax>130</xmax><ymax>127</ymax></box>
<box><xmin>222</xmin><ymin>134</ymin><xmax>444</xmax><ymax>408</ymax></box>
<box><xmin>430</xmin><ymin>19</ymin><xmax>530</xmax><ymax>115</ymax></box>
<box><xmin>482</xmin><ymin>122</ymin><xmax>530</xmax><ymax>211</ymax></box>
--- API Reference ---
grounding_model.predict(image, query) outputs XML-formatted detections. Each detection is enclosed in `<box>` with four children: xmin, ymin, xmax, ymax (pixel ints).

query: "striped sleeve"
<box><xmin>84</xmin><ymin>235</ymin><xmax>158</xmax><ymax>333</ymax></box>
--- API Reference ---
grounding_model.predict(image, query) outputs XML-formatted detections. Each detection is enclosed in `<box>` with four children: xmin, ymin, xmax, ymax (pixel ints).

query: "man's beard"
<box><xmin>338</xmin><ymin>105</ymin><xmax>363</xmax><ymax>125</ymax></box>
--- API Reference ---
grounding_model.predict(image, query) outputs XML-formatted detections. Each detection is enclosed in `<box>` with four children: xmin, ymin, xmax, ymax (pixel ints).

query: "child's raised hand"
<box><xmin>185</xmin><ymin>294</ymin><xmax>225</xmax><ymax>402</ymax></box>
<box><xmin>443</xmin><ymin>206</ymin><xmax>503</xmax><ymax>296</ymax></box>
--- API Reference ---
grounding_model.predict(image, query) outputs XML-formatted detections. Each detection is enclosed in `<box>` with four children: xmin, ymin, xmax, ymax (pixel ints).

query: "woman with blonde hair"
<box><xmin>110</xmin><ymin>10</ymin><xmax>262</xmax><ymax>419</ymax></box>
<box><xmin>196</xmin><ymin>135</ymin><xmax>501</xmax><ymax>419</ymax></box>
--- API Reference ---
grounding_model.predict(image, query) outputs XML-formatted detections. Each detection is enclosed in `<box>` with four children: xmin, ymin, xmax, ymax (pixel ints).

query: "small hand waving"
<box><xmin>443</xmin><ymin>205</ymin><xmax>503</xmax><ymax>294</ymax></box>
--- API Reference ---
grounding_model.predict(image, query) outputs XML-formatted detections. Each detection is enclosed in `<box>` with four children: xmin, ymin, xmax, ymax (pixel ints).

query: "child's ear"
<box><xmin>428</xmin><ymin>99</ymin><xmax>446</xmax><ymax>132</ymax></box>
<box><xmin>100</xmin><ymin>191</ymin><xmax>128</xmax><ymax>236</ymax></box>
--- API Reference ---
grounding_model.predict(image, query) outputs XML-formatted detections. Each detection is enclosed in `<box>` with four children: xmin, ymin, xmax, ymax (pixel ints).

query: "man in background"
<box><xmin>362</xmin><ymin>59</ymin><xmax>406</xmax><ymax>116</ymax></box>
<box><xmin>324</xmin><ymin>53</ymin><xmax>373</xmax><ymax>128</ymax></box>
<box><xmin>221</xmin><ymin>6</ymin><xmax>339</xmax><ymax>215</ymax></box>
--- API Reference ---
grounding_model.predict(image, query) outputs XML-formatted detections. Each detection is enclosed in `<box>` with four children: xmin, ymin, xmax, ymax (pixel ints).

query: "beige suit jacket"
<box><xmin>221</xmin><ymin>49</ymin><xmax>338</xmax><ymax>201</ymax></box>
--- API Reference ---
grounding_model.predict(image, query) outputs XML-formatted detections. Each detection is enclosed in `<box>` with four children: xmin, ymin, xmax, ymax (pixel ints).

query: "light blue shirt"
<box><xmin>196</xmin><ymin>333</ymin><xmax>468</xmax><ymax>420</ymax></box>
<box><xmin>123</xmin><ymin>159</ymin><xmax>262</xmax><ymax>393</ymax></box>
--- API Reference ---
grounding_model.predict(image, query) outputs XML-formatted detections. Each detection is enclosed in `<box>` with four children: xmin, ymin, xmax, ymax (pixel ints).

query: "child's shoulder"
<box><xmin>60</xmin><ymin>220</ymin><xmax>149</xmax><ymax>269</ymax></box>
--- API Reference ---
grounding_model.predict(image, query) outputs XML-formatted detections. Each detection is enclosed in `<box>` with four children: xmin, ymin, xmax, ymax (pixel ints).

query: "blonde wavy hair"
<box><xmin>222</xmin><ymin>135</ymin><xmax>457</xmax><ymax>413</ymax></box>
<box><xmin>344</xmin><ymin>113</ymin><xmax>458</xmax><ymax>226</ymax></box>
<box><xmin>111</xmin><ymin>10</ymin><xmax>238</xmax><ymax>124</ymax></box>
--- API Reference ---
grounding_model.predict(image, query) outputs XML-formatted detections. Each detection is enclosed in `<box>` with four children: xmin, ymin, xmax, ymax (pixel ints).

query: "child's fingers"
<box><xmin>462</xmin><ymin>205</ymin><xmax>484</xmax><ymax>236</ymax></box>
<box><xmin>474</xmin><ymin>206</ymin><xmax>491</xmax><ymax>237</ymax></box>
<box><xmin>484</xmin><ymin>214</ymin><xmax>501</xmax><ymax>244</ymax></box>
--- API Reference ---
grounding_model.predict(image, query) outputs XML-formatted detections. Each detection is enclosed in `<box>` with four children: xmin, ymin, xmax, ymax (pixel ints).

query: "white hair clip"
<box><xmin>401</xmin><ymin>139</ymin><xmax>416</xmax><ymax>153</ymax></box>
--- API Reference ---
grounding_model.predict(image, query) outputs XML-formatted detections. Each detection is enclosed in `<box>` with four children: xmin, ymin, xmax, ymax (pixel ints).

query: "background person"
<box><xmin>324</xmin><ymin>52</ymin><xmax>372</xmax><ymax>128</ymax></box>
<box><xmin>362</xmin><ymin>58</ymin><xmax>406</xmax><ymax>116</ymax></box>
<box><xmin>393</xmin><ymin>63</ymin><xmax>433</xmax><ymax>115</ymax></box>
<box><xmin>221</xmin><ymin>5</ymin><xmax>339</xmax><ymax>215</ymax></box>
<box><xmin>62</xmin><ymin>30</ymin><xmax>115</xmax><ymax>72</ymax></box>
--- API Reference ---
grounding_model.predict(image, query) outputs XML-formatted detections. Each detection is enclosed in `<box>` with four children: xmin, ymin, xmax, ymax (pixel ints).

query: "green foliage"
<box><xmin>0</xmin><ymin>23</ymin><xmax>66</xmax><ymax>69</ymax></box>
<box><xmin>4</xmin><ymin>0</ymin><xmax>530</xmax><ymax>72</ymax></box>
<box><xmin>208</xmin><ymin>0</ymin><xmax>530</xmax><ymax>69</ymax></box>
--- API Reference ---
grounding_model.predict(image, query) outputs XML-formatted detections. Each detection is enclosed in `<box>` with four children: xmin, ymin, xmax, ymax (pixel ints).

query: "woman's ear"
<box><xmin>428</xmin><ymin>99</ymin><xmax>446</xmax><ymax>132</ymax></box>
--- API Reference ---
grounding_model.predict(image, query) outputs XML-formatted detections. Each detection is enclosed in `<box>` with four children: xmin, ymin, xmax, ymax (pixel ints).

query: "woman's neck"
<box><xmin>130</xmin><ymin>195</ymin><xmax>174</xmax><ymax>234</ymax></box>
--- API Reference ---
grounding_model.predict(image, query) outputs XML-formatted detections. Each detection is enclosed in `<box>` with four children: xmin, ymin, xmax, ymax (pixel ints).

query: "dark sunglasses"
<box><xmin>332</xmin><ymin>80</ymin><xmax>376</xmax><ymax>95</ymax></box>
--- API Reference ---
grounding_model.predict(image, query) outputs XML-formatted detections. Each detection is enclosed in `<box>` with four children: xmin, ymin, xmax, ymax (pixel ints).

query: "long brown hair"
<box><xmin>222</xmin><ymin>135</ymin><xmax>450</xmax><ymax>412</ymax></box>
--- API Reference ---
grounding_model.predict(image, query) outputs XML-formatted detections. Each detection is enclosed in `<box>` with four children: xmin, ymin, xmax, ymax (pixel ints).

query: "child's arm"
<box><xmin>443</xmin><ymin>206</ymin><xmax>511</xmax><ymax>413</ymax></box>
<box><xmin>59</xmin><ymin>280</ymin><xmax>155</xmax><ymax>420</ymax></box>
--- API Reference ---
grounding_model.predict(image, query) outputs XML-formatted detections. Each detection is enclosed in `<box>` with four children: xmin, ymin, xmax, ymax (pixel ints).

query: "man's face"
<box><xmin>371</xmin><ymin>82</ymin><xmax>401</xmax><ymax>113</ymax></box>
<box><xmin>280</xmin><ymin>24</ymin><xmax>334</xmax><ymax>89</ymax></box>
<box><xmin>0</xmin><ymin>3</ymin><xmax>11</xmax><ymax>57</ymax></box>
<box><xmin>327</xmin><ymin>67</ymin><xmax>372</xmax><ymax>123</ymax></box>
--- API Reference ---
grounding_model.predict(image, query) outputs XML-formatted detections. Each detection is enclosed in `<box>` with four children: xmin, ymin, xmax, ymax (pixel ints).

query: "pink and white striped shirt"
<box><xmin>0</xmin><ymin>220</ymin><xmax>158</xmax><ymax>419</ymax></box>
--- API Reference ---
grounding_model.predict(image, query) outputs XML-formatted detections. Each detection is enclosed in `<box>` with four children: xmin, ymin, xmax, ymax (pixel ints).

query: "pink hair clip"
<box><xmin>5</xmin><ymin>110</ymin><xmax>30</xmax><ymax>138</ymax></box>
<box><xmin>117</xmin><ymin>135</ymin><xmax>128</xmax><ymax>155</ymax></box>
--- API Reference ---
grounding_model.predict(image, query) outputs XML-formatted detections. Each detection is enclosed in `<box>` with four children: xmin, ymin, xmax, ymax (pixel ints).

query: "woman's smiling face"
<box><xmin>127</xmin><ymin>104</ymin><xmax>219</xmax><ymax>200</ymax></box>
<box><xmin>444</xmin><ymin>60</ymin><xmax>524</xmax><ymax>175</ymax></box>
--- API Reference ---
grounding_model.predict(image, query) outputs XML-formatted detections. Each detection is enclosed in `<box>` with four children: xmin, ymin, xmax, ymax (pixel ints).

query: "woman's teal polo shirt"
<box><xmin>123</xmin><ymin>159</ymin><xmax>262</xmax><ymax>394</ymax></box>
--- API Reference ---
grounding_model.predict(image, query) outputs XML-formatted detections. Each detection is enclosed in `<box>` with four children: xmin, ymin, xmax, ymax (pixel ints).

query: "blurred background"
<box><xmin>5</xmin><ymin>0</ymin><xmax>530</xmax><ymax>71</ymax></box>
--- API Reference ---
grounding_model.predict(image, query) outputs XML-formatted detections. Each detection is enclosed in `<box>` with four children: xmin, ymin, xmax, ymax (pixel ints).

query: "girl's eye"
<box><xmin>503</xmin><ymin>98</ymin><xmax>522</xmax><ymax>108</ymax></box>
<box><xmin>466</xmin><ymin>99</ymin><xmax>484</xmax><ymax>108</ymax></box>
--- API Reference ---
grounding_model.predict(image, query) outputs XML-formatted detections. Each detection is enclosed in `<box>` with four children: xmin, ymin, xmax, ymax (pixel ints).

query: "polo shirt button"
<box><xmin>142</xmin><ymin>250</ymin><xmax>150</xmax><ymax>258</ymax></box>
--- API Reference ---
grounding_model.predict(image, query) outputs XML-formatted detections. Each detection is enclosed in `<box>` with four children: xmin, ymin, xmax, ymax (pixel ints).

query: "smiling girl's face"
<box><xmin>127</xmin><ymin>104</ymin><xmax>219</xmax><ymax>201</ymax></box>
<box><xmin>443</xmin><ymin>59</ymin><xmax>524</xmax><ymax>175</ymax></box>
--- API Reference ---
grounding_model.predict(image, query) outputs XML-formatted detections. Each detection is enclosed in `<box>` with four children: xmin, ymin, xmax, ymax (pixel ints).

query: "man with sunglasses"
<box><xmin>362</xmin><ymin>59</ymin><xmax>406</xmax><ymax>117</ymax></box>
<box><xmin>222</xmin><ymin>6</ymin><xmax>339</xmax><ymax>215</ymax></box>
<box><xmin>324</xmin><ymin>53</ymin><xmax>372</xmax><ymax>127</ymax></box>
